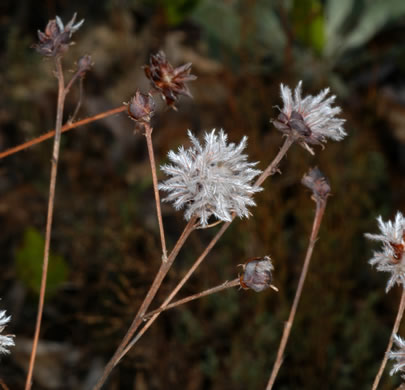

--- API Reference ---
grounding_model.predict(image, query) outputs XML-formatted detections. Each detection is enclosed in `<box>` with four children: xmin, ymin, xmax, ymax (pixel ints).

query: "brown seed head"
<box><xmin>239</xmin><ymin>256</ymin><xmax>274</xmax><ymax>293</ymax></box>
<box><xmin>32</xmin><ymin>13</ymin><xmax>84</xmax><ymax>57</ymax></box>
<box><xmin>144</xmin><ymin>51</ymin><xmax>197</xmax><ymax>109</ymax></box>
<box><xmin>126</xmin><ymin>91</ymin><xmax>155</xmax><ymax>124</ymax></box>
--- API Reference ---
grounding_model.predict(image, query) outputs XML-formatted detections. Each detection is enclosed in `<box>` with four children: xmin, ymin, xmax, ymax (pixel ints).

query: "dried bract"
<box><xmin>389</xmin><ymin>334</ymin><xmax>405</xmax><ymax>378</ymax></box>
<box><xmin>302</xmin><ymin>167</ymin><xmax>331</xmax><ymax>203</ymax></box>
<box><xmin>0</xmin><ymin>308</ymin><xmax>14</xmax><ymax>355</ymax></box>
<box><xmin>159</xmin><ymin>129</ymin><xmax>262</xmax><ymax>227</ymax></box>
<box><xmin>144</xmin><ymin>51</ymin><xmax>197</xmax><ymax>109</ymax></box>
<box><xmin>272</xmin><ymin>81</ymin><xmax>346</xmax><ymax>154</ymax></box>
<box><xmin>33</xmin><ymin>13</ymin><xmax>84</xmax><ymax>57</ymax></box>
<box><xmin>365</xmin><ymin>212</ymin><xmax>405</xmax><ymax>292</ymax></box>
<box><xmin>126</xmin><ymin>91</ymin><xmax>155</xmax><ymax>125</ymax></box>
<box><xmin>240</xmin><ymin>256</ymin><xmax>274</xmax><ymax>292</ymax></box>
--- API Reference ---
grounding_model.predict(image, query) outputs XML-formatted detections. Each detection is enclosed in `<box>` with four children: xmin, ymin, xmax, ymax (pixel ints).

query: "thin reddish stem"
<box><xmin>144</xmin><ymin>278</ymin><xmax>241</xmax><ymax>318</ymax></box>
<box><xmin>25</xmin><ymin>57</ymin><xmax>66</xmax><ymax>390</ymax></box>
<box><xmin>92</xmin><ymin>217</ymin><xmax>197</xmax><ymax>390</ymax></box>
<box><xmin>371</xmin><ymin>288</ymin><xmax>405</xmax><ymax>390</ymax></box>
<box><xmin>0</xmin><ymin>106</ymin><xmax>126</xmax><ymax>160</ymax></box>
<box><xmin>144</xmin><ymin>124</ymin><xmax>167</xmax><ymax>260</ymax></box>
<box><xmin>266</xmin><ymin>199</ymin><xmax>327</xmax><ymax>390</ymax></box>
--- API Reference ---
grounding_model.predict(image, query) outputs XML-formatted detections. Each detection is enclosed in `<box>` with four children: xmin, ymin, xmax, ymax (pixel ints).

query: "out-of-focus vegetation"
<box><xmin>1</xmin><ymin>0</ymin><xmax>405</xmax><ymax>388</ymax></box>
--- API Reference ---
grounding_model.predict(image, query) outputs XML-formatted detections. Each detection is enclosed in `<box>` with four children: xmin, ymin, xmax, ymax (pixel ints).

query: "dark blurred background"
<box><xmin>1</xmin><ymin>0</ymin><xmax>405</xmax><ymax>389</ymax></box>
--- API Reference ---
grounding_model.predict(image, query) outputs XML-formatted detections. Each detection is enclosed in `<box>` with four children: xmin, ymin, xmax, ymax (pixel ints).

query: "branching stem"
<box><xmin>92</xmin><ymin>217</ymin><xmax>197</xmax><ymax>390</ymax></box>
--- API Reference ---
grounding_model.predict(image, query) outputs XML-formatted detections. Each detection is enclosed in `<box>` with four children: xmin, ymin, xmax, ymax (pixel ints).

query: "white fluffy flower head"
<box><xmin>389</xmin><ymin>334</ymin><xmax>405</xmax><ymax>377</ymax></box>
<box><xmin>272</xmin><ymin>81</ymin><xmax>346</xmax><ymax>154</ymax></box>
<box><xmin>159</xmin><ymin>129</ymin><xmax>262</xmax><ymax>227</ymax></box>
<box><xmin>0</xmin><ymin>308</ymin><xmax>14</xmax><ymax>355</ymax></box>
<box><xmin>365</xmin><ymin>212</ymin><xmax>405</xmax><ymax>292</ymax></box>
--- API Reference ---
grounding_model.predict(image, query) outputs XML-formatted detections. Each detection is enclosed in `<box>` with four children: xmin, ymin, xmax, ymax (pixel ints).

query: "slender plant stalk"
<box><xmin>92</xmin><ymin>217</ymin><xmax>196</xmax><ymax>390</ymax></box>
<box><xmin>69</xmin><ymin>76</ymin><xmax>84</xmax><ymax>124</ymax></box>
<box><xmin>144</xmin><ymin>123</ymin><xmax>167</xmax><ymax>260</ymax></box>
<box><xmin>256</xmin><ymin>136</ymin><xmax>294</xmax><ymax>187</ymax></box>
<box><xmin>0</xmin><ymin>379</ymin><xmax>10</xmax><ymax>390</ymax></box>
<box><xmin>266</xmin><ymin>198</ymin><xmax>327</xmax><ymax>390</ymax></box>
<box><xmin>371</xmin><ymin>288</ymin><xmax>405</xmax><ymax>390</ymax></box>
<box><xmin>0</xmin><ymin>106</ymin><xmax>126</xmax><ymax>160</ymax></box>
<box><xmin>24</xmin><ymin>57</ymin><xmax>67</xmax><ymax>390</ymax></box>
<box><xmin>115</xmin><ymin>136</ymin><xmax>295</xmax><ymax>363</ymax></box>
<box><xmin>117</xmin><ymin>221</ymin><xmax>232</xmax><ymax>363</ymax></box>
<box><xmin>144</xmin><ymin>278</ymin><xmax>241</xmax><ymax>318</ymax></box>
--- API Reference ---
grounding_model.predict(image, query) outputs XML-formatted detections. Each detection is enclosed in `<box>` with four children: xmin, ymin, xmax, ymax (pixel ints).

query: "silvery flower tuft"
<box><xmin>0</xmin><ymin>308</ymin><xmax>14</xmax><ymax>355</ymax></box>
<box><xmin>389</xmin><ymin>334</ymin><xmax>405</xmax><ymax>377</ymax></box>
<box><xmin>365</xmin><ymin>212</ymin><xmax>405</xmax><ymax>292</ymax></box>
<box><xmin>159</xmin><ymin>129</ymin><xmax>262</xmax><ymax>227</ymax></box>
<box><xmin>272</xmin><ymin>81</ymin><xmax>346</xmax><ymax>154</ymax></box>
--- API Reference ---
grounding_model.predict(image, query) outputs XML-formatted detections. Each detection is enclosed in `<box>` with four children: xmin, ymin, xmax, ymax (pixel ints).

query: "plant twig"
<box><xmin>144</xmin><ymin>123</ymin><xmax>167</xmax><ymax>260</ymax></box>
<box><xmin>114</xmin><ymin>136</ymin><xmax>295</xmax><ymax>364</ymax></box>
<box><xmin>255</xmin><ymin>136</ymin><xmax>294</xmax><ymax>187</ymax></box>
<box><xmin>371</xmin><ymin>288</ymin><xmax>405</xmax><ymax>390</ymax></box>
<box><xmin>0</xmin><ymin>106</ymin><xmax>126</xmax><ymax>160</ymax></box>
<box><xmin>25</xmin><ymin>56</ymin><xmax>67</xmax><ymax>390</ymax></box>
<box><xmin>144</xmin><ymin>278</ymin><xmax>241</xmax><ymax>319</ymax></box>
<box><xmin>69</xmin><ymin>76</ymin><xmax>84</xmax><ymax>124</ymax></box>
<box><xmin>92</xmin><ymin>217</ymin><xmax>197</xmax><ymax>390</ymax></box>
<box><xmin>265</xmin><ymin>195</ymin><xmax>328</xmax><ymax>390</ymax></box>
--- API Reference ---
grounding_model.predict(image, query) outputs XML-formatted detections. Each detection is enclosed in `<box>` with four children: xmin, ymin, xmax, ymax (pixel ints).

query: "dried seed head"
<box><xmin>144</xmin><ymin>51</ymin><xmax>197</xmax><ymax>110</ymax></box>
<box><xmin>0</xmin><ymin>307</ymin><xmax>14</xmax><ymax>355</ymax></box>
<box><xmin>302</xmin><ymin>167</ymin><xmax>331</xmax><ymax>203</ymax></box>
<box><xmin>239</xmin><ymin>256</ymin><xmax>274</xmax><ymax>292</ymax></box>
<box><xmin>389</xmin><ymin>334</ymin><xmax>405</xmax><ymax>378</ymax></box>
<box><xmin>365</xmin><ymin>212</ymin><xmax>405</xmax><ymax>292</ymax></box>
<box><xmin>126</xmin><ymin>91</ymin><xmax>155</xmax><ymax>125</ymax></box>
<box><xmin>272</xmin><ymin>81</ymin><xmax>346</xmax><ymax>154</ymax></box>
<box><xmin>32</xmin><ymin>13</ymin><xmax>84</xmax><ymax>57</ymax></box>
<box><xmin>159</xmin><ymin>129</ymin><xmax>262</xmax><ymax>227</ymax></box>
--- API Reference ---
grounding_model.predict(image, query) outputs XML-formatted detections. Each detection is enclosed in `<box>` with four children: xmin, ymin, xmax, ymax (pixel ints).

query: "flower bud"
<box><xmin>126</xmin><ymin>91</ymin><xmax>155</xmax><ymax>124</ymax></box>
<box><xmin>77</xmin><ymin>54</ymin><xmax>93</xmax><ymax>77</ymax></box>
<box><xmin>239</xmin><ymin>256</ymin><xmax>274</xmax><ymax>292</ymax></box>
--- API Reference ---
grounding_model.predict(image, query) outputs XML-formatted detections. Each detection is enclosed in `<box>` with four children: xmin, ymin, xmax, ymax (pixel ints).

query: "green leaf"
<box><xmin>292</xmin><ymin>0</ymin><xmax>325</xmax><ymax>54</ymax></box>
<box><xmin>15</xmin><ymin>227</ymin><xmax>69</xmax><ymax>297</ymax></box>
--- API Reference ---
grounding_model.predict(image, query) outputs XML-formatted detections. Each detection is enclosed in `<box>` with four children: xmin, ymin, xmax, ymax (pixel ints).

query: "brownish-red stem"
<box><xmin>371</xmin><ymin>288</ymin><xmax>405</xmax><ymax>390</ymax></box>
<box><xmin>117</xmin><ymin>221</ymin><xmax>232</xmax><ymax>362</ymax></box>
<box><xmin>144</xmin><ymin>278</ymin><xmax>241</xmax><ymax>318</ymax></box>
<box><xmin>92</xmin><ymin>217</ymin><xmax>197</xmax><ymax>390</ymax></box>
<box><xmin>255</xmin><ymin>136</ymin><xmax>294</xmax><ymax>187</ymax></box>
<box><xmin>144</xmin><ymin>124</ymin><xmax>167</xmax><ymax>260</ymax></box>
<box><xmin>116</xmin><ymin>137</ymin><xmax>295</xmax><ymax>363</ymax></box>
<box><xmin>265</xmin><ymin>198</ymin><xmax>327</xmax><ymax>390</ymax></box>
<box><xmin>0</xmin><ymin>106</ymin><xmax>126</xmax><ymax>160</ymax></box>
<box><xmin>25</xmin><ymin>56</ymin><xmax>67</xmax><ymax>390</ymax></box>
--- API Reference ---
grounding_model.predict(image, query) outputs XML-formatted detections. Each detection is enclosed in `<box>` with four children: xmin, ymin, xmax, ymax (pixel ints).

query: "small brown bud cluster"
<box><xmin>302</xmin><ymin>167</ymin><xmax>331</xmax><ymax>203</ymax></box>
<box><xmin>144</xmin><ymin>51</ymin><xmax>196</xmax><ymax>110</ymax></box>
<box><xmin>390</xmin><ymin>234</ymin><xmax>405</xmax><ymax>264</ymax></box>
<box><xmin>32</xmin><ymin>13</ymin><xmax>84</xmax><ymax>57</ymax></box>
<box><xmin>239</xmin><ymin>256</ymin><xmax>274</xmax><ymax>293</ymax></box>
<box><xmin>126</xmin><ymin>90</ymin><xmax>155</xmax><ymax>126</ymax></box>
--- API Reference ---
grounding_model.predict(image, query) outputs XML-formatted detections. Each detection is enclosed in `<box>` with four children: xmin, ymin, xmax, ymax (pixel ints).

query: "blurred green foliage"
<box><xmin>15</xmin><ymin>228</ymin><xmax>69</xmax><ymax>296</ymax></box>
